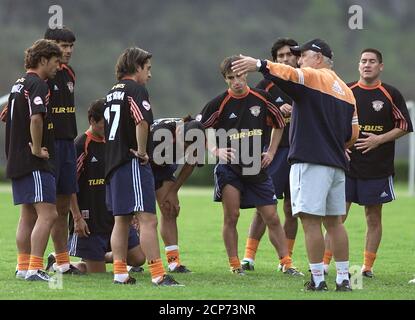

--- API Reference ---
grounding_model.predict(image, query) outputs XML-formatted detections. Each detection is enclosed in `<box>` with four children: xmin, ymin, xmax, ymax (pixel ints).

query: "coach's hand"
<box><xmin>29</xmin><ymin>143</ymin><xmax>49</xmax><ymax>159</ymax></box>
<box><xmin>130</xmin><ymin>149</ymin><xmax>149</xmax><ymax>164</ymax></box>
<box><xmin>74</xmin><ymin>217</ymin><xmax>90</xmax><ymax>238</ymax></box>
<box><xmin>231</xmin><ymin>55</ymin><xmax>259</xmax><ymax>75</ymax></box>
<box><xmin>355</xmin><ymin>132</ymin><xmax>382</xmax><ymax>154</ymax></box>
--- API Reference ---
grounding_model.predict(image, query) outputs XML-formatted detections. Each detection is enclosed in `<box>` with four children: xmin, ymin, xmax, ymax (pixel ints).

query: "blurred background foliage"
<box><xmin>0</xmin><ymin>0</ymin><xmax>413</xmax><ymax>183</ymax></box>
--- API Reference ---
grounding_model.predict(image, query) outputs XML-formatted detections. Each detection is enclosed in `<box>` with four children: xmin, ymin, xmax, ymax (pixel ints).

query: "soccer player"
<box><xmin>44</xmin><ymin>27</ymin><xmax>82</xmax><ymax>274</ymax></box>
<box><xmin>324</xmin><ymin>48</ymin><xmax>413</xmax><ymax>278</ymax></box>
<box><xmin>6</xmin><ymin>39</ymin><xmax>61</xmax><ymax>281</ymax></box>
<box><xmin>241</xmin><ymin>38</ymin><xmax>300</xmax><ymax>273</ymax></box>
<box><xmin>198</xmin><ymin>55</ymin><xmax>300</xmax><ymax>275</ymax></box>
<box><xmin>46</xmin><ymin>99</ymin><xmax>146</xmax><ymax>273</ymax></box>
<box><xmin>232</xmin><ymin>38</ymin><xmax>359</xmax><ymax>291</ymax></box>
<box><xmin>151</xmin><ymin>117</ymin><xmax>205</xmax><ymax>273</ymax></box>
<box><xmin>104</xmin><ymin>47</ymin><xmax>181</xmax><ymax>285</ymax></box>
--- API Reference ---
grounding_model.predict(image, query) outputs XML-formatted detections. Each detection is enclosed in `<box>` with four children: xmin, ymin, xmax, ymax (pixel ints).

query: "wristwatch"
<box><xmin>256</xmin><ymin>59</ymin><xmax>262</xmax><ymax>70</ymax></box>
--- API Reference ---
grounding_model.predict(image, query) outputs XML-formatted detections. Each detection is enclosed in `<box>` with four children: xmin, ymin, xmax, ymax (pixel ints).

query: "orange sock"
<box><xmin>148</xmin><ymin>258</ymin><xmax>166</xmax><ymax>281</ymax></box>
<box><xmin>244</xmin><ymin>238</ymin><xmax>259</xmax><ymax>261</ymax></box>
<box><xmin>363</xmin><ymin>251</ymin><xmax>376</xmax><ymax>271</ymax></box>
<box><xmin>28</xmin><ymin>255</ymin><xmax>44</xmax><ymax>271</ymax></box>
<box><xmin>166</xmin><ymin>249</ymin><xmax>180</xmax><ymax>266</ymax></box>
<box><xmin>229</xmin><ymin>256</ymin><xmax>241</xmax><ymax>270</ymax></box>
<box><xmin>55</xmin><ymin>252</ymin><xmax>70</xmax><ymax>266</ymax></box>
<box><xmin>287</xmin><ymin>239</ymin><xmax>295</xmax><ymax>257</ymax></box>
<box><xmin>17</xmin><ymin>253</ymin><xmax>30</xmax><ymax>271</ymax></box>
<box><xmin>279</xmin><ymin>255</ymin><xmax>292</xmax><ymax>269</ymax></box>
<box><xmin>113</xmin><ymin>260</ymin><xmax>128</xmax><ymax>274</ymax></box>
<box><xmin>323</xmin><ymin>250</ymin><xmax>333</xmax><ymax>265</ymax></box>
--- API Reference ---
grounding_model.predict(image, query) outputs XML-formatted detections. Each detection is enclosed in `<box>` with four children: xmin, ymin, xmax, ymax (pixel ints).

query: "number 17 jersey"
<box><xmin>104</xmin><ymin>79</ymin><xmax>153</xmax><ymax>180</ymax></box>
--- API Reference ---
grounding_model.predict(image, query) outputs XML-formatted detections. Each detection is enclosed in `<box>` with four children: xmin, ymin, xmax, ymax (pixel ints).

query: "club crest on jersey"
<box><xmin>33</xmin><ymin>96</ymin><xmax>43</xmax><ymax>105</ymax></box>
<box><xmin>372</xmin><ymin>100</ymin><xmax>384</xmax><ymax>112</ymax></box>
<box><xmin>67</xmin><ymin>82</ymin><xmax>74</xmax><ymax>93</ymax></box>
<box><xmin>249</xmin><ymin>106</ymin><xmax>261</xmax><ymax>117</ymax></box>
<box><xmin>142</xmin><ymin>100</ymin><xmax>151</xmax><ymax>111</ymax></box>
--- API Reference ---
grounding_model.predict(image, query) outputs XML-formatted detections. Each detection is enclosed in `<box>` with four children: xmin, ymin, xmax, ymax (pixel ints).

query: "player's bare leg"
<box><xmin>221</xmin><ymin>185</ymin><xmax>244</xmax><ymax>274</ymax></box>
<box><xmin>111</xmin><ymin>215</ymin><xmax>133</xmax><ymax>283</ymax></box>
<box><xmin>362</xmin><ymin>204</ymin><xmax>382</xmax><ymax>277</ymax></box>
<box><xmin>50</xmin><ymin>194</ymin><xmax>73</xmax><ymax>272</ymax></box>
<box><xmin>15</xmin><ymin>204</ymin><xmax>37</xmax><ymax>278</ymax></box>
<box><xmin>241</xmin><ymin>211</ymin><xmax>266</xmax><ymax>270</ymax></box>
<box><xmin>283</xmin><ymin>198</ymin><xmax>297</xmax><ymax>254</ymax></box>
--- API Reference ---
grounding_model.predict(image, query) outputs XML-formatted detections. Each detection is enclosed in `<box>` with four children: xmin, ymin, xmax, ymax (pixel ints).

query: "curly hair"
<box><xmin>24</xmin><ymin>39</ymin><xmax>62</xmax><ymax>69</ymax></box>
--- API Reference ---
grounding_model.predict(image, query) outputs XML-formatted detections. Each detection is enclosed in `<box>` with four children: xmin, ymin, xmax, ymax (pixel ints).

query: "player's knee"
<box><xmin>224</xmin><ymin>211</ymin><xmax>240</xmax><ymax>225</ymax></box>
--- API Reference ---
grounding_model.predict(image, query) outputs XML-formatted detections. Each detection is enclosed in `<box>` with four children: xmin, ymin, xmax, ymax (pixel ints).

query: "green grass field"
<box><xmin>0</xmin><ymin>184</ymin><xmax>415</xmax><ymax>300</ymax></box>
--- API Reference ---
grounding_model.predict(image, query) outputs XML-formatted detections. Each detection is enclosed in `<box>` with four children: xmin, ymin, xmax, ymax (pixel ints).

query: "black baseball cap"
<box><xmin>290</xmin><ymin>38</ymin><xmax>333</xmax><ymax>59</ymax></box>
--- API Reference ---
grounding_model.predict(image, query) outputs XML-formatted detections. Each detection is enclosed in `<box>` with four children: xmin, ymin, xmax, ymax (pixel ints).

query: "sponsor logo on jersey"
<box><xmin>142</xmin><ymin>100</ymin><xmax>151</xmax><ymax>111</ymax></box>
<box><xmin>33</xmin><ymin>96</ymin><xmax>43</xmax><ymax>105</ymax></box>
<box><xmin>332</xmin><ymin>80</ymin><xmax>345</xmax><ymax>96</ymax></box>
<box><xmin>359</xmin><ymin>125</ymin><xmax>384</xmax><ymax>132</ymax></box>
<box><xmin>229</xmin><ymin>129</ymin><xmax>263</xmax><ymax>140</ymax></box>
<box><xmin>372</xmin><ymin>100</ymin><xmax>384</xmax><ymax>112</ymax></box>
<box><xmin>88</xmin><ymin>179</ymin><xmax>105</xmax><ymax>186</ymax></box>
<box><xmin>229</xmin><ymin>112</ymin><xmax>237</xmax><ymax>119</ymax></box>
<box><xmin>249</xmin><ymin>106</ymin><xmax>261</xmax><ymax>117</ymax></box>
<box><xmin>67</xmin><ymin>82</ymin><xmax>74</xmax><ymax>93</ymax></box>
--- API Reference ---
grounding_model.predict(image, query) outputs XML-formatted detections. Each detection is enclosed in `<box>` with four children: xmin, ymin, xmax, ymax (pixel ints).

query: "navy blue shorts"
<box><xmin>68</xmin><ymin>227</ymin><xmax>139</xmax><ymax>261</ymax></box>
<box><xmin>106</xmin><ymin>159</ymin><xmax>156</xmax><ymax>215</ymax></box>
<box><xmin>54</xmin><ymin>139</ymin><xmax>78</xmax><ymax>195</ymax></box>
<box><xmin>12</xmin><ymin>171</ymin><xmax>56</xmax><ymax>205</ymax></box>
<box><xmin>266</xmin><ymin>147</ymin><xmax>290</xmax><ymax>199</ymax></box>
<box><xmin>346</xmin><ymin>175</ymin><xmax>395</xmax><ymax>206</ymax></box>
<box><xmin>153</xmin><ymin>164</ymin><xmax>178</xmax><ymax>190</ymax></box>
<box><xmin>214</xmin><ymin>164</ymin><xmax>277</xmax><ymax>209</ymax></box>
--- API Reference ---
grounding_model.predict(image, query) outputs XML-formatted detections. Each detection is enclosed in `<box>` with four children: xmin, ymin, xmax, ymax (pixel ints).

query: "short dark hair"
<box><xmin>220</xmin><ymin>55</ymin><xmax>241</xmax><ymax>78</ymax></box>
<box><xmin>271</xmin><ymin>38</ymin><xmax>298</xmax><ymax>61</ymax></box>
<box><xmin>88</xmin><ymin>98</ymin><xmax>105</xmax><ymax>123</ymax></box>
<box><xmin>361</xmin><ymin>48</ymin><xmax>383</xmax><ymax>63</ymax></box>
<box><xmin>44</xmin><ymin>26</ymin><xmax>76</xmax><ymax>43</ymax></box>
<box><xmin>24</xmin><ymin>39</ymin><xmax>62</xmax><ymax>69</ymax></box>
<box><xmin>115</xmin><ymin>47</ymin><xmax>152</xmax><ymax>81</ymax></box>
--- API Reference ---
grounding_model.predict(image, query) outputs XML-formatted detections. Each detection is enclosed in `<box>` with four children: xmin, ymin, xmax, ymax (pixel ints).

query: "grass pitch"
<box><xmin>0</xmin><ymin>184</ymin><xmax>414</xmax><ymax>300</ymax></box>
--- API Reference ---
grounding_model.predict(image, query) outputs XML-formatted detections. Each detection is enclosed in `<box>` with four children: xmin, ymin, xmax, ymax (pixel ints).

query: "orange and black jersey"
<box><xmin>5</xmin><ymin>72</ymin><xmax>54</xmax><ymax>179</ymax></box>
<box><xmin>104</xmin><ymin>79</ymin><xmax>153</xmax><ymax>179</ymax></box>
<box><xmin>70</xmin><ymin>132</ymin><xmax>113</xmax><ymax>234</ymax></box>
<box><xmin>347</xmin><ymin>81</ymin><xmax>413</xmax><ymax>179</ymax></box>
<box><xmin>198</xmin><ymin>87</ymin><xmax>285</xmax><ymax>181</ymax></box>
<box><xmin>258</xmin><ymin>60</ymin><xmax>359</xmax><ymax>171</ymax></box>
<box><xmin>256</xmin><ymin>79</ymin><xmax>292</xmax><ymax>148</ymax></box>
<box><xmin>47</xmin><ymin>65</ymin><xmax>77</xmax><ymax>140</ymax></box>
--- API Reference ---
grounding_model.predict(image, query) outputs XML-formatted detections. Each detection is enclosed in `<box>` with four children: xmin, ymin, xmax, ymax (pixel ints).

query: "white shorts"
<box><xmin>290</xmin><ymin>163</ymin><xmax>346</xmax><ymax>217</ymax></box>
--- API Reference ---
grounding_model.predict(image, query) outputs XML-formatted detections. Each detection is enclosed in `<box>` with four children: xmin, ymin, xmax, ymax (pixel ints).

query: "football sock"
<box><xmin>323</xmin><ymin>250</ymin><xmax>333</xmax><ymax>272</ymax></box>
<box><xmin>17</xmin><ymin>253</ymin><xmax>30</xmax><ymax>271</ymax></box>
<box><xmin>165</xmin><ymin>245</ymin><xmax>180</xmax><ymax>270</ymax></box>
<box><xmin>279</xmin><ymin>255</ymin><xmax>292</xmax><ymax>269</ymax></box>
<box><xmin>335</xmin><ymin>261</ymin><xmax>350</xmax><ymax>285</ymax></box>
<box><xmin>243</xmin><ymin>238</ymin><xmax>259</xmax><ymax>262</ymax></box>
<box><xmin>229</xmin><ymin>256</ymin><xmax>241</xmax><ymax>270</ymax></box>
<box><xmin>28</xmin><ymin>255</ymin><xmax>44</xmax><ymax>271</ymax></box>
<box><xmin>363</xmin><ymin>250</ymin><xmax>376</xmax><ymax>271</ymax></box>
<box><xmin>113</xmin><ymin>260</ymin><xmax>129</xmax><ymax>283</ymax></box>
<box><xmin>55</xmin><ymin>251</ymin><xmax>70</xmax><ymax>272</ymax></box>
<box><xmin>149</xmin><ymin>258</ymin><xmax>166</xmax><ymax>283</ymax></box>
<box><xmin>287</xmin><ymin>239</ymin><xmax>295</xmax><ymax>257</ymax></box>
<box><xmin>309</xmin><ymin>262</ymin><xmax>325</xmax><ymax>287</ymax></box>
